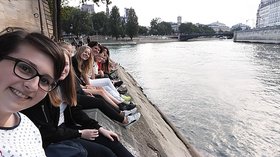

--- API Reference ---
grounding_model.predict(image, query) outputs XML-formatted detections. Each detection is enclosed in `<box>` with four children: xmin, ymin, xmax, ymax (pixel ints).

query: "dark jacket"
<box><xmin>21</xmin><ymin>96</ymin><xmax>101</xmax><ymax>148</ymax></box>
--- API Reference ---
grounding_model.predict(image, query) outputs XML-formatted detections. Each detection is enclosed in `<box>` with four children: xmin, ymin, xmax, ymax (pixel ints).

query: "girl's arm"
<box><xmin>90</xmin><ymin>66</ymin><xmax>95</xmax><ymax>79</ymax></box>
<box><xmin>82</xmin><ymin>74</ymin><xmax>91</xmax><ymax>85</ymax></box>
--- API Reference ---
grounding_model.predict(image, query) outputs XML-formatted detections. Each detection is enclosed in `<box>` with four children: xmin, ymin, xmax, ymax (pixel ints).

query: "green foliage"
<box><xmin>157</xmin><ymin>22</ymin><xmax>172</xmax><ymax>35</ymax></box>
<box><xmin>61</xmin><ymin>6</ymin><xmax>91</xmax><ymax>36</ymax></box>
<box><xmin>150</xmin><ymin>18</ymin><xmax>160</xmax><ymax>35</ymax></box>
<box><xmin>197</xmin><ymin>24</ymin><xmax>215</xmax><ymax>34</ymax></box>
<box><xmin>179</xmin><ymin>23</ymin><xmax>198</xmax><ymax>34</ymax></box>
<box><xmin>125</xmin><ymin>8</ymin><xmax>139</xmax><ymax>40</ymax></box>
<box><xmin>120</xmin><ymin>18</ymin><xmax>126</xmax><ymax>38</ymax></box>
<box><xmin>179</xmin><ymin>23</ymin><xmax>214</xmax><ymax>34</ymax></box>
<box><xmin>149</xmin><ymin>18</ymin><xmax>172</xmax><ymax>35</ymax></box>
<box><xmin>80</xmin><ymin>0</ymin><xmax>112</xmax><ymax>6</ymax></box>
<box><xmin>61</xmin><ymin>6</ymin><xmax>78</xmax><ymax>34</ymax></box>
<box><xmin>138</xmin><ymin>26</ymin><xmax>148</xmax><ymax>35</ymax></box>
<box><xmin>91</xmin><ymin>12</ymin><xmax>109</xmax><ymax>35</ymax></box>
<box><xmin>109</xmin><ymin>6</ymin><xmax>121</xmax><ymax>39</ymax></box>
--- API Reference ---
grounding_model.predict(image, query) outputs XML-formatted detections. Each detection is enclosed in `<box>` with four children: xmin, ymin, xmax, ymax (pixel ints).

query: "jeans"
<box><xmin>89</xmin><ymin>78</ymin><xmax>124</xmax><ymax>102</ymax></box>
<box><xmin>45</xmin><ymin>140</ymin><xmax>87</xmax><ymax>157</ymax></box>
<box><xmin>73</xmin><ymin>135</ymin><xmax>134</xmax><ymax>157</ymax></box>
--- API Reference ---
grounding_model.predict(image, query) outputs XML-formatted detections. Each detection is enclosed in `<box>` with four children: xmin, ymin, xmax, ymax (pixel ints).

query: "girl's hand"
<box><xmin>98</xmin><ymin>70</ymin><xmax>104</xmax><ymax>77</ymax></box>
<box><xmin>98</xmin><ymin>127</ymin><xmax>119</xmax><ymax>141</ymax></box>
<box><xmin>79</xmin><ymin>129</ymin><xmax>99</xmax><ymax>140</ymax></box>
<box><xmin>83</xmin><ymin>89</ymin><xmax>93</xmax><ymax>96</ymax></box>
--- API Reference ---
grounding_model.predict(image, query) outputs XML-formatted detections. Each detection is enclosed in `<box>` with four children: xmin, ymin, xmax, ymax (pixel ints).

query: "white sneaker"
<box><xmin>122</xmin><ymin>108</ymin><xmax>137</xmax><ymax>116</ymax></box>
<box><xmin>124</xmin><ymin>112</ymin><xmax>141</xmax><ymax>128</ymax></box>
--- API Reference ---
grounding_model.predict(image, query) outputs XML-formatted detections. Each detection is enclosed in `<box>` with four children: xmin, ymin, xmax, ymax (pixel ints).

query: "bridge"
<box><xmin>178</xmin><ymin>32</ymin><xmax>234</xmax><ymax>41</ymax></box>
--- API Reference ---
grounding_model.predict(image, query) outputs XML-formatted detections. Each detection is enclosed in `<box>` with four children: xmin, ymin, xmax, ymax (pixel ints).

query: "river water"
<box><xmin>109</xmin><ymin>40</ymin><xmax>280</xmax><ymax>157</ymax></box>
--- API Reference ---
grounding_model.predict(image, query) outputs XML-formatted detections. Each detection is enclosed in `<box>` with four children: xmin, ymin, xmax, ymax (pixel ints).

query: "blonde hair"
<box><xmin>75</xmin><ymin>45</ymin><xmax>93</xmax><ymax>84</ymax></box>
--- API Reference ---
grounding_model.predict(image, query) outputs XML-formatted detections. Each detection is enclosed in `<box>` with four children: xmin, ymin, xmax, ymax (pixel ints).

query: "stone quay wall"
<box><xmin>234</xmin><ymin>26</ymin><xmax>280</xmax><ymax>44</ymax></box>
<box><xmin>0</xmin><ymin>0</ymin><xmax>52</xmax><ymax>37</ymax></box>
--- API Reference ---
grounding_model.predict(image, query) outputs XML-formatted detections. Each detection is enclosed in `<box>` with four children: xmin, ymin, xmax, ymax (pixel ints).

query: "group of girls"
<box><xmin>0</xmin><ymin>30</ymin><xmax>139</xmax><ymax>157</ymax></box>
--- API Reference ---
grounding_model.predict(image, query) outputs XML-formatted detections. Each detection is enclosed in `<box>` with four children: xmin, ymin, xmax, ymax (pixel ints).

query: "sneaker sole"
<box><xmin>123</xmin><ymin>113</ymin><xmax>141</xmax><ymax>129</ymax></box>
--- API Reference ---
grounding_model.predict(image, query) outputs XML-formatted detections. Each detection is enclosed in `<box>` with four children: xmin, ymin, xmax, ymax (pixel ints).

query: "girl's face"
<box><xmin>65</xmin><ymin>45</ymin><xmax>75</xmax><ymax>57</ymax></box>
<box><xmin>0</xmin><ymin>44</ymin><xmax>55</xmax><ymax>113</ymax></box>
<box><xmin>80</xmin><ymin>48</ymin><xmax>91</xmax><ymax>61</ymax></box>
<box><xmin>91</xmin><ymin>45</ymin><xmax>100</xmax><ymax>56</ymax></box>
<box><xmin>59</xmin><ymin>54</ymin><xmax>70</xmax><ymax>81</ymax></box>
<box><xmin>103</xmin><ymin>50</ymin><xmax>108</xmax><ymax>61</ymax></box>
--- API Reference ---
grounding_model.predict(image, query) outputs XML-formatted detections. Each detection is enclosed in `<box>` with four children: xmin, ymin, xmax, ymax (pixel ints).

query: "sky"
<box><xmin>68</xmin><ymin>0</ymin><xmax>261</xmax><ymax>28</ymax></box>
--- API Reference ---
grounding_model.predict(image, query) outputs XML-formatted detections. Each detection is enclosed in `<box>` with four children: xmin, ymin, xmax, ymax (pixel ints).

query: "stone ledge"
<box><xmin>85</xmin><ymin>65</ymin><xmax>201</xmax><ymax>157</ymax></box>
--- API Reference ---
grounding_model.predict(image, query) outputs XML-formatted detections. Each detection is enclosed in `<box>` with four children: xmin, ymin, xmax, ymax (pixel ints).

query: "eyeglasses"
<box><xmin>1</xmin><ymin>56</ymin><xmax>57</xmax><ymax>92</ymax></box>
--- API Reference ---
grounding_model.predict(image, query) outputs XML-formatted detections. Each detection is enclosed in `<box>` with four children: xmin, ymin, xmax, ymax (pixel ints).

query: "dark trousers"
<box><xmin>73</xmin><ymin>135</ymin><xmax>134</xmax><ymax>157</ymax></box>
<box><xmin>45</xmin><ymin>140</ymin><xmax>87</xmax><ymax>157</ymax></box>
<box><xmin>77</xmin><ymin>94</ymin><xmax>124</xmax><ymax>123</ymax></box>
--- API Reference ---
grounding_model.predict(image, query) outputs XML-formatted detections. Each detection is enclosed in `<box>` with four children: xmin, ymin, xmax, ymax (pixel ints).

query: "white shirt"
<box><xmin>58</xmin><ymin>102</ymin><xmax>67</xmax><ymax>126</ymax></box>
<box><xmin>93</xmin><ymin>62</ymin><xmax>98</xmax><ymax>75</ymax></box>
<box><xmin>0</xmin><ymin>112</ymin><xmax>46</xmax><ymax>157</ymax></box>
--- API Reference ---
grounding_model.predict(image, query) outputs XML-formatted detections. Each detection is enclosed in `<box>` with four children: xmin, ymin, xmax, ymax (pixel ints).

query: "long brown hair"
<box><xmin>58</xmin><ymin>48</ymin><xmax>77</xmax><ymax>106</ymax></box>
<box><xmin>75</xmin><ymin>45</ymin><xmax>93</xmax><ymax>85</ymax></box>
<box><xmin>101</xmin><ymin>46</ymin><xmax>110</xmax><ymax>73</ymax></box>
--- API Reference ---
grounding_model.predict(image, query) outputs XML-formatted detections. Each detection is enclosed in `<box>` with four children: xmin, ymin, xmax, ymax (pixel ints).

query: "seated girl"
<box><xmin>0</xmin><ymin>30</ymin><xmax>66</xmax><ymax>156</ymax></box>
<box><xmin>73</xmin><ymin>45</ymin><xmax>136</xmax><ymax>111</ymax></box>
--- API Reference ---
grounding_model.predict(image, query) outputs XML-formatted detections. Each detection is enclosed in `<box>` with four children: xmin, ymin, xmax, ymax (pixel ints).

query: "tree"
<box><xmin>179</xmin><ymin>22</ymin><xmax>199</xmax><ymax>34</ymax></box>
<box><xmin>91</xmin><ymin>12</ymin><xmax>109</xmax><ymax>35</ymax></box>
<box><xmin>61</xmin><ymin>6</ymin><xmax>91</xmax><ymax>36</ymax></box>
<box><xmin>126</xmin><ymin>8</ymin><xmax>139</xmax><ymax>40</ymax></box>
<box><xmin>48</xmin><ymin>0</ymin><xmax>112</xmax><ymax>39</ymax></box>
<box><xmin>80</xmin><ymin>0</ymin><xmax>111</xmax><ymax>5</ymax></box>
<box><xmin>197</xmin><ymin>24</ymin><xmax>215</xmax><ymax>34</ymax></box>
<box><xmin>72</xmin><ymin>10</ymin><xmax>91</xmax><ymax>36</ymax></box>
<box><xmin>61</xmin><ymin>6</ymin><xmax>79</xmax><ymax>34</ymax></box>
<box><xmin>150</xmin><ymin>18</ymin><xmax>160</xmax><ymax>35</ymax></box>
<box><xmin>157</xmin><ymin>22</ymin><xmax>172</xmax><ymax>35</ymax></box>
<box><xmin>138</xmin><ymin>26</ymin><xmax>148</xmax><ymax>36</ymax></box>
<box><xmin>120</xmin><ymin>18</ymin><xmax>126</xmax><ymax>38</ymax></box>
<box><xmin>109</xmin><ymin>6</ymin><xmax>121</xmax><ymax>40</ymax></box>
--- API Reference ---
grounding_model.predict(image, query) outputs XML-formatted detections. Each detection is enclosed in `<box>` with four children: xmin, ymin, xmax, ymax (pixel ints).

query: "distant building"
<box><xmin>207</xmin><ymin>21</ymin><xmax>230</xmax><ymax>32</ymax></box>
<box><xmin>123</xmin><ymin>8</ymin><xmax>130</xmax><ymax>23</ymax></box>
<box><xmin>177</xmin><ymin>16</ymin><xmax>182</xmax><ymax>25</ymax></box>
<box><xmin>231</xmin><ymin>23</ymin><xmax>251</xmax><ymax>31</ymax></box>
<box><xmin>169</xmin><ymin>16</ymin><xmax>182</xmax><ymax>33</ymax></box>
<box><xmin>256</xmin><ymin>0</ymin><xmax>280</xmax><ymax>28</ymax></box>
<box><xmin>81</xmin><ymin>4</ymin><xmax>95</xmax><ymax>14</ymax></box>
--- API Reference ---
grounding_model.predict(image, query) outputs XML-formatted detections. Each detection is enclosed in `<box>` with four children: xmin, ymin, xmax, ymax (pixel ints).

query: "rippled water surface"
<box><xmin>109</xmin><ymin>40</ymin><xmax>280</xmax><ymax>156</ymax></box>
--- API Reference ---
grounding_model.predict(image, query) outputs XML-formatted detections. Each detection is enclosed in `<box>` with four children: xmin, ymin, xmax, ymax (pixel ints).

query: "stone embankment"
<box><xmin>234</xmin><ymin>26</ymin><xmax>280</xmax><ymax>44</ymax></box>
<box><xmin>84</xmin><ymin>65</ymin><xmax>201</xmax><ymax>157</ymax></box>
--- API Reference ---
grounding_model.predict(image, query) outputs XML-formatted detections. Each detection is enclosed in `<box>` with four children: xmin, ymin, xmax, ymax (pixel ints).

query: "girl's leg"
<box><xmin>102</xmin><ymin>88</ymin><xmax>122</xmax><ymax>104</ymax></box>
<box><xmin>77</xmin><ymin>94</ymin><xmax>124</xmax><ymax>123</ymax></box>
<box><xmin>90</xmin><ymin>78</ymin><xmax>119</xmax><ymax>95</ymax></box>
<box><xmin>45</xmin><ymin>140</ymin><xmax>87</xmax><ymax>157</ymax></box>
<box><xmin>103</xmin><ymin>86</ymin><xmax>124</xmax><ymax>102</ymax></box>
<box><xmin>73</xmin><ymin>138</ymin><xmax>117</xmax><ymax>157</ymax></box>
<box><xmin>88</xmin><ymin>88</ymin><xmax>120</xmax><ymax>109</ymax></box>
<box><xmin>94</xmin><ymin>134</ymin><xmax>134</xmax><ymax>157</ymax></box>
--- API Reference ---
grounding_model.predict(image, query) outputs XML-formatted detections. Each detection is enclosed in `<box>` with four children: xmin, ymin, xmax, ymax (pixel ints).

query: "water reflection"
<box><xmin>109</xmin><ymin>40</ymin><xmax>280</xmax><ymax>156</ymax></box>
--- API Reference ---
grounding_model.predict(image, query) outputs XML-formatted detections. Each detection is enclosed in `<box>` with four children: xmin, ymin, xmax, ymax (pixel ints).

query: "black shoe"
<box><xmin>117</xmin><ymin>85</ymin><xmax>127</xmax><ymax>94</ymax></box>
<box><xmin>118</xmin><ymin>102</ymin><xmax>136</xmax><ymax>111</ymax></box>
<box><xmin>113</xmin><ymin>80</ymin><xmax>123</xmax><ymax>87</ymax></box>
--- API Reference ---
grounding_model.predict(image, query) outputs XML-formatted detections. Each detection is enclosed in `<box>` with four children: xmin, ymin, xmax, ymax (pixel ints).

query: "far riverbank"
<box><xmin>86</xmin><ymin>35</ymin><xmax>178</xmax><ymax>45</ymax></box>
